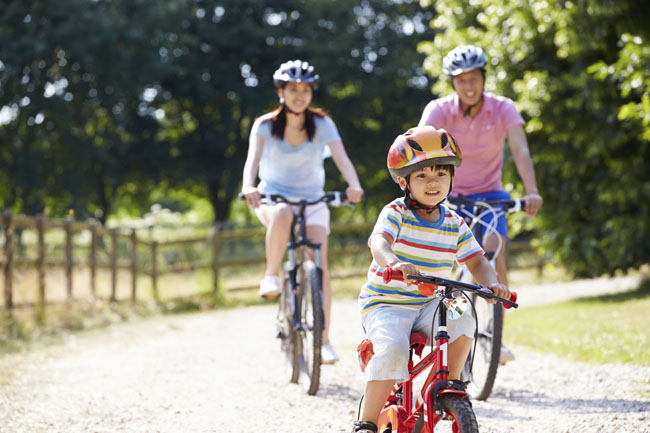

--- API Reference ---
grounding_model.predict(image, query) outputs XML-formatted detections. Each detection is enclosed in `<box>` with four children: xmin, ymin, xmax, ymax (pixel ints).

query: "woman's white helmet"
<box><xmin>442</xmin><ymin>45</ymin><xmax>487</xmax><ymax>77</ymax></box>
<box><xmin>273</xmin><ymin>60</ymin><xmax>319</xmax><ymax>89</ymax></box>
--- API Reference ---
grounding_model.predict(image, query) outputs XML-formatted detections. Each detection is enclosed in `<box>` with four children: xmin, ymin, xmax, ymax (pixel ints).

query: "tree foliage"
<box><xmin>2</xmin><ymin>0</ymin><xmax>649</xmax><ymax>276</ymax></box>
<box><xmin>419</xmin><ymin>0</ymin><xmax>650</xmax><ymax>277</ymax></box>
<box><xmin>0</xmin><ymin>0</ymin><xmax>435</xmax><ymax>222</ymax></box>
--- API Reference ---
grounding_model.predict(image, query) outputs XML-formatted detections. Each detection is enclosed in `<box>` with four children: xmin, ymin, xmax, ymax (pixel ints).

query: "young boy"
<box><xmin>352</xmin><ymin>125</ymin><xmax>510</xmax><ymax>433</ymax></box>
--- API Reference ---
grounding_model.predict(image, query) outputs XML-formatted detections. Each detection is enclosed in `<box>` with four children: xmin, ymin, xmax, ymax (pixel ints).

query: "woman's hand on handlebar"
<box><xmin>241</xmin><ymin>186</ymin><xmax>261</xmax><ymax>208</ymax></box>
<box><xmin>345</xmin><ymin>186</ymin><xmax>364</xmax><ymax>203</ymax></box>
<box><xmin>485</xmin><ymin>282</ymin><xmax>510</xmax><ymax>305</ymax></box>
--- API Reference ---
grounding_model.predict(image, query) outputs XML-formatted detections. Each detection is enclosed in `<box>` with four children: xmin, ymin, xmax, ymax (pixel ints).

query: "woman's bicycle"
<box><xmin>357</xmin><ymin>266</ymin><xmax>518</xmax><ymax>433</ymax></box>
<box><xmin>446</xmin><ymin>195</ymin><xmax>524</xmax><ymax>401</ymax></box>
<box><xmin>256</xmin><ymin>191</ymin><xmax>350</xmax><ymax>395</ymax></box>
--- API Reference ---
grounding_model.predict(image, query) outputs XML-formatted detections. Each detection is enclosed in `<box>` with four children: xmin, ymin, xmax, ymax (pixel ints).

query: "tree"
<box><xmin>0</xmin><ymin>0</ymin><xmax>179</xmax><ymax>221</ymax></box>
<box><xmin>1</xmin><ymin>0</ymin><xmax>438</xmax><ymax>225</ymax></box>
<box><xmin>419</xmin><ymin>0</ymin><xmax>650</xmax><ymax>276</ymax></box>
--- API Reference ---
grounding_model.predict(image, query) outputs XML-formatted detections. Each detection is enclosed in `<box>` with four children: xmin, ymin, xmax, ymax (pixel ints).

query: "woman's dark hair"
<box><xmin>269</xmin><ymin>106</ymin><xmax>329</xmax><ymax>141</ymax></box>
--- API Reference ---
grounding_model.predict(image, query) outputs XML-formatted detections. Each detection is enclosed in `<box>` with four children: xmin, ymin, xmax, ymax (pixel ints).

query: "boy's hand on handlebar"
<box><xmin>345</xmin><ymin>186</ymin><xmax>364</xmax><ymax>203</ymax></box>
<box><xmin>523</xmin><ymin>193</ymin><xmax>543</xmax><ymax>217</ymax></box>
<box><xmin>390</xmin><ymin>261</ymin><xmax>419</xmax><ymax>285</ymax></box>
<box><xmin>486</xmin><ymin>283</ymin><xmax>510</xmax><ymax>304</ymax></box>
<box><xmin>241</xmin><ymin>186</ymin><xmax>261</xmax><ymax>208</ymax></box>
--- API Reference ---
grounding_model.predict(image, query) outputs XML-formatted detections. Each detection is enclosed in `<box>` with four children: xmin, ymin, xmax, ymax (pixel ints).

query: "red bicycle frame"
<box><xmin>357</xmin><ymin>271</ymin><xmax>468</xmax><ymax>433</ymax></box>
<box><xmin>357</xmin><ymin>266</ymin><xmax>518</xmax><ymax>432</ymax></box>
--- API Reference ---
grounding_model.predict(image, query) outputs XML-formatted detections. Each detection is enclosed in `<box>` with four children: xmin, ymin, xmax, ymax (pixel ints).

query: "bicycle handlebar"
<box><xmin>382</xmin><ymin>266</ymin><xmax>518</xmax><ymax>309</ymax></box>
<box><xmin>447</xmin><ymin>196</ymin><xmax>525</xmax><ymax>213</ymax></box>
<box><xmin>239</xmin><ymin>191</ymin><xmax>352</xmax><ymax>207</ymax></box>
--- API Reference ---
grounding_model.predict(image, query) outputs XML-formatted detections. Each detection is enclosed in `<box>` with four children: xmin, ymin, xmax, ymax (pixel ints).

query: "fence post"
<box><xmin>110</xmin><ymin>228</ymin><xmax>118</xmax><ymax>302</ymax></box>
<box><xmin>89</xmin><ymin>220</ymin><xmax>97</xmax><ymax>301</ymax></box>
<box><xmin>150</xmin><ymin>240</ymin><xmax>158</xmax><ymax>301</ymax></box>
<box><xmin>2</xmin><ymin>210</ymin><xmax>13</xmax><ymax>309</ymax></box>
<box><xmin>131</xmin><ymin>228</ymin><xmax>137</xmax><ymax>303</ymax></box>
<box><xmin>64</xmin><ymin>216</ymin><xmax>73</xmax><ymax>301</ymax></box>
<box><xmin>36</xmin><ymin>215</ymin><xmax>46</xmax><ymax>307</ymax></box>
<box><xmin>211</xmin><ymin>223</ymin><xmax>221</xmax><ymax>295</ymax></box>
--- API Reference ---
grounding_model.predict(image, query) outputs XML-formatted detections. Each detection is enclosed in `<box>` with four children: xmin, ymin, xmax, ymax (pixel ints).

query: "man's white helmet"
<box><xmin>442</xmin><ymin>45</ymin><xmax>487</xmax><ymax>77</ymax></box>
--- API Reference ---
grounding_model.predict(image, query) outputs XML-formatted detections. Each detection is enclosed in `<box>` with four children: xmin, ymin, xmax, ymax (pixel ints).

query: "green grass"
<box><xmin>505</xmin><ymin>278</ymin><xmax>650</xmax><ymax>365</ymax></box>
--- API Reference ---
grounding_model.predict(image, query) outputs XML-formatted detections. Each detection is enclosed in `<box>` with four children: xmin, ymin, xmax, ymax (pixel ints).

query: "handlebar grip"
<box><xmin>504</xmin><ymin>290</ymin><xmax>517</xmax><ymax>309</ymax></box>
<box><xmin>487</xmin><ymin>287</ymin><xmax>517</xmax><ymax>309</ymax></box>
<box><xmin>382</xmin><ymin>266</ymin><xmax>402</xmax><ymax>284</ymax></box>
<box><xmin>382</xmin><ymin>266</ymin><xmax>438</xmax><ymax>296</ymax></box>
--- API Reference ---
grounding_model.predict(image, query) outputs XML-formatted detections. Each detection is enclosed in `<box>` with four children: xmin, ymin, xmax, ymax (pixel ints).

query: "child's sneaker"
<box><xmin>258</xmin><ymin>275</ymin><xmax>281</xmax><ymax>299</ymax></box>
<box><xmin>321</xmin><ymin>343</ymin><xmax>340</xmax><ymax>364</ymax></box>
<box><xmin>351</xmin><ymin>421</ymin><xmax>377</xmax><ymax>433</ymax></box>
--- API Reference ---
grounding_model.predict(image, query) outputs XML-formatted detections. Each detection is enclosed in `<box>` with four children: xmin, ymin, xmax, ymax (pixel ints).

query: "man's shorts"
<box><xmin>451</xmin><ymin>190</ymin><xmax>511</xmax><ymax>242</ymax></box>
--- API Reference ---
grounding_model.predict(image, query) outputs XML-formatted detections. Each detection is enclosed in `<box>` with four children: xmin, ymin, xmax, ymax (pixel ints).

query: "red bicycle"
<box><xmin>357</xmin><ymin>266</ymin><xmax>518</xmax><ymax>433</ymax></box>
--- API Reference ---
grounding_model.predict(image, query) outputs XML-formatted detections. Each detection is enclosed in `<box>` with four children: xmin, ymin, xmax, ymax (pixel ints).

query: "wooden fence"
<box><xmin>0</xmin><ymin>210</ymin><xmax>373</xmax><ymax>310</ymax></box>
<box><xmin>1</xmin><ymin>210</ymin><xmax>542</xmax><ymax>310</ymax></box>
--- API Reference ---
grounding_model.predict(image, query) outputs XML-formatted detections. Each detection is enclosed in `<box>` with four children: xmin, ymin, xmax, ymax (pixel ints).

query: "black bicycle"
<box><xmin>446</xmin><ymin>195</ymin><xmax>524</xmax><ymax>401</ymax></box>
<box><xmin>257</xmin><ymin>191</ymin><xmax>350</xmax><ymax>395</ymax></box>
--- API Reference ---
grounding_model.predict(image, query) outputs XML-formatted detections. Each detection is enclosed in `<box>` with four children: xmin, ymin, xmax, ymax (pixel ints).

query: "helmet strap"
<box><xmin>462</xmin><ymin>93</ymin><xmax>484</xmax><ymax>117</ymax></box>
<box><xmin>402</xmin><ymin>175</ymin><xmax>454</xmax><ymax>215</ymax></box>
<box><xmin>404</xmin><ymin>188</ymin><xmax>439</xmax><ymax>214</ymax></box>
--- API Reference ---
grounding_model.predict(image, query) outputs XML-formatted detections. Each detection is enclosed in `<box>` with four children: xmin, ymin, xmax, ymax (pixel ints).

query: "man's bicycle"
<box><xmin>357</xmin><ymin>266</ymin><xmax>518</xmax><ymax>433</ymax></box>
<box><xmin>257</xmin><ymin>191</ymin><xmax>350</xmax><ymax>395</ymax></box>
<box><xmin>446</xmin><ymin>195</ymin><xmax>524</xmax><ymax>401</ymax></box>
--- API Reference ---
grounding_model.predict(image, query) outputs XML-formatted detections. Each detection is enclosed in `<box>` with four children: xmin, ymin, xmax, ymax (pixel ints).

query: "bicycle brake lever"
<box><xmin>331</xmin><ymin>191</ymin><xmax>343</xmax><ymax>207</ymax></box>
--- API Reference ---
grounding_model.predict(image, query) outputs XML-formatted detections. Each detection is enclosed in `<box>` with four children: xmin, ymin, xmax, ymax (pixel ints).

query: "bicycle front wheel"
<box><xmin>434</xmin><ymin>396</ymin><xmax>479</xmax><ymax>433</ymax></box>
<box><xmin>296</xmin><ymin>260</ymin><xmax>323</xmax><ymax>395</ymax></box>
<box><xmin>464</xmin><ymin>296</ymin><xmax>503</xmax><ymax>400</ymax></box>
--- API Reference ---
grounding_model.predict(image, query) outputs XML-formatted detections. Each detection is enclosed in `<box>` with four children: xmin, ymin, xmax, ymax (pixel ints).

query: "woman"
<box><xmin>241</xmin><ymin>60</ymin><xmax>363</xmax><ymax>364</ymax></box>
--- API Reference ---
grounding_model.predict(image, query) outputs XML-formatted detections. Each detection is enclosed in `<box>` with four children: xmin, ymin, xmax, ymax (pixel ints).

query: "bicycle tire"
<box><xmin>464</xmin><ymin>296</ymin><xmax>503</xmax><ymax>400</ymax></box>
<box><xmin>296</xmin><ymin>260</ymin><xmax>323</xmax><ymax>395</ymax></box>
<box><xmin>411</xmin><ymin>396</ymin><xmax>478</xmax><ymax>433</ymax></box>
<box><xmin>437</xmin><ymin>396</ymin><xmax>479</xmax><ymax>433</ymax></box>
<box><xmin>279</xmin><ymin>265</ymin><xmax>300</xmax><ymax>384</ymax></box>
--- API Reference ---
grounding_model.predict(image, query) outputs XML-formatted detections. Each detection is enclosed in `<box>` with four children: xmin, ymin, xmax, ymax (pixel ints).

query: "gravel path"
<box><xmin>0</xmin><ymin>276</ymin><xmax>648</xmax><ymax>433</ymax></box>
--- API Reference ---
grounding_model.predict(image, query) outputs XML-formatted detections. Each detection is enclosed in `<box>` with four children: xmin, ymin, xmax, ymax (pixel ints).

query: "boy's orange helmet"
<box><xmin>387</xmin><ymin>125</ymin><xmax>462</xmax><ymax>182</ymax></box>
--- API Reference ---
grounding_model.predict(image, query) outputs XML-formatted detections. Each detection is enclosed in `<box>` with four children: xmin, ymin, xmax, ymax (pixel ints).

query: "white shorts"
<box><xmin>255</xmin><ymin>201</ymin><xmax>330</xmax><ymax>234</ymax></box>
<box><xmin>360</xmin><ymin>301</ymin><xmax>475</xmax><ymax>382</ymax></box>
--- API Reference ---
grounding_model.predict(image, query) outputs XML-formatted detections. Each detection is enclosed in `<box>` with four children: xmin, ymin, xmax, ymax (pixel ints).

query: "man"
<box><xmin>418</xmin><ymin>45</ymin><xmax>543</xmax><ymax>363</ymax></box>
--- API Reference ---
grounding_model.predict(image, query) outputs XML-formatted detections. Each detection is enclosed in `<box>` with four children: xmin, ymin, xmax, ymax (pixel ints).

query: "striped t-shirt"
<box><xmin>359</xmin><ymin>198</ymin><xmax>483</xmax><ymax>315</ymax></box>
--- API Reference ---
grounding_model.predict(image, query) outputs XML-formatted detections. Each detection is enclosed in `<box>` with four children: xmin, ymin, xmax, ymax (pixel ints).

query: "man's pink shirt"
<box><xmin>419</xmin><ymin>92</ymin><xmax>524</xmax><ymax>196</ymax></box>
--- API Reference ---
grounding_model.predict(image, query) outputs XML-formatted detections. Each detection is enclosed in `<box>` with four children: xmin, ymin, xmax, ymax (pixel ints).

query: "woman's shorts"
<box><xmin>255</xmin><ymin>201</ymin><xmax>330</xmax><ymax>234</ymax></box>
<box><xmin>360</xmin><ymin>301</ymin><xmax>475</xmax><ymax>382</ymax></box>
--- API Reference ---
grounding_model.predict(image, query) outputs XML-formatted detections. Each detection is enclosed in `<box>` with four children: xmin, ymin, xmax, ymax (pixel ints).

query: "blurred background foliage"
<box><xmin>1</xmin><ymin>0</ymin><xmax>648</xmax><ymax>278</ymax></box>
<box><xmin>419</xmin><ymin>0</ymin><xmax>650</xmax><ymax>277</ymax></box>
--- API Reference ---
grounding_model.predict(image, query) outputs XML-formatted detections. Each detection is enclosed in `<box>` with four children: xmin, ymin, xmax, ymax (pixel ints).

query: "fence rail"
<box><xmin>1</xmin><ymin>210</ymin><xmax>540</xmax><ymax>311</ymax></box>
<box><xmin>0</xmin><ymin>210</ymin><xmax>376</xmax><ymax>310</ymax></box>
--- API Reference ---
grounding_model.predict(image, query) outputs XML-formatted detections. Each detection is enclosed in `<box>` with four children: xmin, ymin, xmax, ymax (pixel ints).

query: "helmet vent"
<box><xmin>407</xmin><ymin>139</ymin><xmax>423</xmax><ymax>151</ymax></box>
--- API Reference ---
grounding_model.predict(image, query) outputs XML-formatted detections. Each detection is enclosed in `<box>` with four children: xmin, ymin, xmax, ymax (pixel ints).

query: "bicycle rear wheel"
<box><xmin>464</xmin><ymin>296</ymin><xmax>503</xmax><ymax>400</ymax></box>
<box><xmin>278</xmin><ymin>265</ymin><xmax>300</xmax><ymax>383</ymax></box>
<box><xmin>296</xmin><ymin>260</ymin><xmax>323</xmax><ymax>395</ymax></box>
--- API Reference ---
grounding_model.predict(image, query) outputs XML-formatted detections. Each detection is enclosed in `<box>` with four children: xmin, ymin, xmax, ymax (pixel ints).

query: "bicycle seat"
<box><xmin>410</xmin><ymin>332</ymin><xmax>428</xmax><ymax>358</ymax></box>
